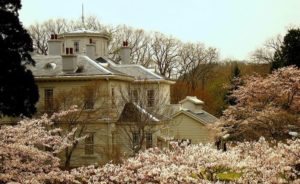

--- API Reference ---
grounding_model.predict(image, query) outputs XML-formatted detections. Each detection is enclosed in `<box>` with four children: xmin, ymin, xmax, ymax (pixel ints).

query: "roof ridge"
<box><xmin>133</xmin><ymin>102</ymin><xmax>160</xmax><ymax>122</ymax></box>
<box><xmin>81</xmin><ymin>55</ymin><xmax>112</xmax><ymax>74</ymax></box>
<box><xmin>114</xmin><ymin>64</ymin><xmax>164</xmax><ymax>79</ymax></box>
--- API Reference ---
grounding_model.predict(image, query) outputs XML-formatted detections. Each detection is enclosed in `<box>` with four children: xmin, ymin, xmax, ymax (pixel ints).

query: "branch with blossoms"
<box><xmin>215</xmin><ymin>66</ymin><xmax>300</xmax><ymax>141</ymax></box>
<box><xmin>71</xmin><ymin>137</ymin><xmax>300</xmax><ymax>183</ymax></box>
<box><xmin>0</xmin><ymin>108</ymin><xmax>82</xmax><ymax>183</ymax></box>
<box><xmin>1</xmin><ymin>110</ymin><xmax>300</xmax><ymax>183</ymax></box>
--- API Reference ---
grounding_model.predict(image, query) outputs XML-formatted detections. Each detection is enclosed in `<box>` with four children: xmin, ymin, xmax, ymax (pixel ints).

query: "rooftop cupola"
<box><xmin>58</xmin><ymin>29</ymin><xmax>110</xmax><ymax>58</ymax></box>
<box><xmin>179</xmin><ymin>96</ymin><xmax>204</xmax><ymax>113</ymax></box>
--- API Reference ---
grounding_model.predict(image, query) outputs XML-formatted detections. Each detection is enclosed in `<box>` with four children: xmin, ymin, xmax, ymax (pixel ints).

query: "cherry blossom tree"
<box><xmin>0</xmin><ymin>109</ymin><xmax>80</xmax><ymax>183</ymax></box>
<box><xmin>217</xmin><ymin>66</ymin><xmax>300</xmax><ymax>141</ymax></box>
<box><xmin>1</xmin><ymin>112</ymin><xmax>300</xmax><ymax>183</ymax></box>
<box><xmin>71</xmin><ymin>138</ymin><xmax>300</xmax><ymax>183</ymax></box>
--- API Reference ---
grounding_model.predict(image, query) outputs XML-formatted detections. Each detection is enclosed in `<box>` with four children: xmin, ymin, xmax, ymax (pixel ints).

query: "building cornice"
<box><xmin>34</xmin><ymin>74</ymin><xmax>135</xmax><ymax>82</ymax></box>
<box><xmin>58</xmin><ymin>32</ymin><xmax>110</xmax><ymax>40</ymax></box>
<box><xmin>133</xmin><ymin>79</ymin><xmax>176</xmax><ymax>85</ymax></box>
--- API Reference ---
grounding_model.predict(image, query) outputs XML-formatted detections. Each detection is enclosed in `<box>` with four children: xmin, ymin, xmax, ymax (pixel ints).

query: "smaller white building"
<box><xmin>169</xmin><ymin>96</ymin><xmax>218</xmax><ymax>144</ymax></box>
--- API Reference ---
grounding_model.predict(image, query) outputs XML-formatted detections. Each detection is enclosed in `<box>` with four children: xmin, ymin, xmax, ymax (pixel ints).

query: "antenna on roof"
<box><xmin>81</xmin><ymin>3</ymin><xmax>85</xmax><ymax>26</ymax></box>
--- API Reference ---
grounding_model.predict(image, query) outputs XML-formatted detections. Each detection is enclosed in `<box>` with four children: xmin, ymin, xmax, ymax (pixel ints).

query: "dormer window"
<box><xmin>74</xmin><ymin>41</ymin><xmax>79</xmax><ymax>53</ymax></box>
<box><xmin>44</xmin><ymin>62</ymin><xmax>56</xmax><ymax>70</ymax></box>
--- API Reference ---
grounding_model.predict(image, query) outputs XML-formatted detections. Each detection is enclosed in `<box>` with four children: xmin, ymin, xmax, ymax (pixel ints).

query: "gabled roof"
<box><xmin>179</xmin><ymin>96</ymin><xmax>204</xmax><ymax>105</ymax></box>
<box><xmin>172</xmin><ymin>109</ymin><xmax>218</xmax><ymax>125</ymax></box>
<box><xmin>118</xmin><ymin>102</ymin><xmax>160</xmax><ymax>122</ymax></box>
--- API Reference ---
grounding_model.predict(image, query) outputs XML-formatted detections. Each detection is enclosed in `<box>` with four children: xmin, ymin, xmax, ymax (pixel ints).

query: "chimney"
<box><xmin>61</xmin><ymin>48</ymin><xmax>77</xmax><ymax>73</ymax></box>
<box><xmin>119</xmin><ymin>41</ymin><xmax>131</xmax><ymax>64</ymax></box>
<box><xmin>86</xmin><ymin>44</ymin><xmax>96</xmax><ymax>60</ymax></box>
<box><xmin>48</xmin><ymin>34</ymin><xmax>62</xmax><ymax>55</ymax></box>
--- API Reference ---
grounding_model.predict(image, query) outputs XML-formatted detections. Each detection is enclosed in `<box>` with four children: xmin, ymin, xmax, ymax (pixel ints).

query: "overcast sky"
<box><xmin>19</xmin><ymin>0</ymin><xmax>300</xmax><ymax>60</ymax></box>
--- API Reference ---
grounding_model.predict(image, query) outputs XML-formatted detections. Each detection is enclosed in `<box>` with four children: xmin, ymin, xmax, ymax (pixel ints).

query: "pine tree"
<box><xmin>224</xmin><ymin>63</ymin><xmax>242</xmax><ymax>106</ymax></box>
<box><xmin>0</xmin><ymin>0</ymin><xmax>39</xmax><ymax>117</ymax></box>
<box><xmin>271</xmin><ymin>28</ymin><xmax>300</xmax><ymax>70</ymax></box>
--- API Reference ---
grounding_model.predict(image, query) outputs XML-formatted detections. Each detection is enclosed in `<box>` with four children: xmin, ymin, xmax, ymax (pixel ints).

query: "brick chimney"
<box><xmin>119</xmin><ymin>40</ymin><xmax>131</xmax><ymax>64</ymax></box>
<box><xmin>61</xmin><ymin>48</ymin><xmax>77</xmax><ymax>73</ymax></box>
<box><xmin>48</xmin><ymin>34</ymin><xmax>62</xmax><ymax>55</ymax></box>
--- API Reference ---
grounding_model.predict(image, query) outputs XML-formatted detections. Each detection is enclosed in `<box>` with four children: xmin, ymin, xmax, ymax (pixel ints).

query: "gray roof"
<box><xmin>28</xmin><ymin>55</ymin><xmax>114</xmax><ymax>77</ymax></box>
<box><xmin>112</xmin><ymin>65</ymin><xmax>164</xmax><ymax>80</ymax></box>
<box><xmin>179</xmin><ymin>96</ymin><xmax>204</xmax><ymax>105</ymax></box>
<box><xmin>118</xmin><ymin>102</ymin><xmax>160</xmax><ymax>122</ymax></box>
<box><xmin>65</xmin><ymin>29</ymin><xmax>102</xmax><ymax>34</ymax></box>
<box><xmin>28</xmin><ymin>55</ymin><xmax>170</xmax><ymax>82</ymax></box>
<box><xmin>96</xmin><ymin>57</ymin><xmax>164</xmax><ymax>80</ymax></box>
<box><xmin>185</xmin><ymin>110</ymin><xmax>218</xmax><ymax>124</ymax></box>
<box><xmin>60</xmin><ymin>29</ymin><xmax>110</xmax><ymax>38</ymax></box>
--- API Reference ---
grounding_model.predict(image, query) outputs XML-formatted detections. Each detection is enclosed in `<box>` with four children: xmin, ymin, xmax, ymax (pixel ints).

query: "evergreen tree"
<box><xmin>271</xmin><ymin>28</ymin><xmax>300</xmax><ymax>70</ymax></box>
<box><xmin>0</xmin><ymin>0</ymin><xmax>39</xmax><ymax>117</ymax></box>
<box><xmin>232</xmin><ymin>63</ymin><xmax>241</xmax><ymax>78</ymax></box>
<box><xmin>224</xmin><ymin>63</ymin><xmax>242</xmax><ymax>106</ymax></box>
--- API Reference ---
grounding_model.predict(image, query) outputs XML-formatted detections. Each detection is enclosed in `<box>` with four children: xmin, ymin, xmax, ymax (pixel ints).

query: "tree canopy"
<box><xmin>216</xmin><ymin>66</ymin><xmax>300</xmax><ymax>141</ymax></box>
<box><xmin>0</xmin><ymin>0</ymin><xmax>39</xmax><ymax>117</ymax></box>
<box><xmin>272</xmin><ymin>28</ymin><xmax>300</xmax><ymax>70</ymax></box>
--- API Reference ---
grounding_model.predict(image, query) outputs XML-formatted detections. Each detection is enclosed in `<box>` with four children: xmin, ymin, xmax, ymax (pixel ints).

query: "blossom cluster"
<box><xmin>0</xmin><ymin>112</ymin><xmax>78</xmax><ymax>183</ymax></box>
<box><xmin>72</xmin><ymin>138</ymin><xmax>300</xmax><ymax>184</ymax></box>
<box><xmin>1</xmin><ymin>113</ymin><xmax>300</xmax><ymax>184</ymax></box>
<box><xmin>217</xmin><ymin>66</ymin><xmax>300</xmax><ymax>141</ymax></box>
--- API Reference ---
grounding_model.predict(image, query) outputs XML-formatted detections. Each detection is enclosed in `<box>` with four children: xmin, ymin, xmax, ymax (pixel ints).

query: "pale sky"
<box><xmin>19</xmin><ymin>0</ymin><xmax>300</xmax><ymax>60</ymax></box>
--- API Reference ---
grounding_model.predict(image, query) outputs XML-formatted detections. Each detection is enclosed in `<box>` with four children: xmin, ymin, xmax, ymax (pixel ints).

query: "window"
<box><xmin>84</xmin><ymin>96</ymin><xmax>95</xmax><ymax>110</ymax></box>
<box><xmin>83</xmin><ymin>89</ymin><xmax>95</xmax><ymax>110</ymax></box>
<box><xmin>62</xmin><ymin>42</ymin><xmax>65</xmax><ymax>54</ymax></box>
<box><xmin>74</xmin><ymin>41</ymin><xmax>79</xmax><ymax>53</ymax></box>
<box><xmin>131</xmin><ymin>90</ymin><xmax>138</xmax><ymax>103</ymax></box>
<box><xmin>111</xmin><ymin>87</ymin><xmax>115</xmax><ymax>105</ymax></box>
<box><xmin>44</xmin><ymin>88</ymin><xmax>53</xmax><ymax>111</ymax></box>
<box><xmin>85</xmin><ymin>133</ymin><xmax>94</xmax><ymax>155</ymax></box>
<box><xmin>146</xmin><ymin>132</ymin><xmax>153</xmax><ymax>148</ymax></box>
<box><xmin>147</xmin><ymin>90</ymin><xmax>155</xmax><ymax>107</ymax></box>
<box><xmin>132</xmin><ymin>132</ymin><xmax>140</xmax><ymax>147</ymax></box>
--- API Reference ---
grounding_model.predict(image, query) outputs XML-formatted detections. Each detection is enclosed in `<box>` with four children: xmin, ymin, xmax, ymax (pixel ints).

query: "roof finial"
<box><xmin>81</xmin><ymin>3</ymin><xmax>85</xmax><ymax>26</ymax></box>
